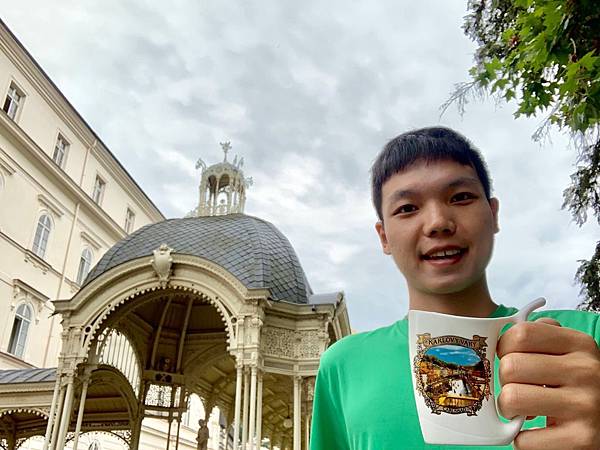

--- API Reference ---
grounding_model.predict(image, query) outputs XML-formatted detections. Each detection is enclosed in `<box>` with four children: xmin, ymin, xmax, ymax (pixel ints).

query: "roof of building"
<box><xmin>85</xmin><ymin>214</ymin><xmax>313</xmax><ymax>304</ymax></box>
<box><xmin>0</xmin><ymin>367</ymin><xmax>56</xmax><ymax>384</ymax></box>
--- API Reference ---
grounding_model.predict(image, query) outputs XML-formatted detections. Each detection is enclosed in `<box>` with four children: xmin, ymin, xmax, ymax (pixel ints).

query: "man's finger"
<box><xmin>499</xmin><ymin>353</ymin><xmax>566</xmax><ymax>387</ymax></box>
<box><xmin>497</xmin><ymin>321</ymin><xmax>595</xmax><ymax>357</ymax></box>
<box><xmin>497</xmin><ymin>383</ymin><xmax>575</xmax><ymax>419</ymax></box>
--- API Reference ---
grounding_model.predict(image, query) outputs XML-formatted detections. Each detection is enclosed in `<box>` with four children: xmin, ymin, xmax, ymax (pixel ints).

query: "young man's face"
<box><xmin>375</xmin><ymin>159</ymin><xmax>499</xmax><ymax>296</ymax></box>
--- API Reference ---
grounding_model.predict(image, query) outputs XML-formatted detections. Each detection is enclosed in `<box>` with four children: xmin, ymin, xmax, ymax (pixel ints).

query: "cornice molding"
<box><xmin>0</xmin><ymin>153</ymin><xmax>16</xmax><ymax>175</ymax></box>
<box><xmin>37</xmin><ymin>193</ymin><xmax>65</xmax><ymax>218</ymax></box>
<box><xmin>13</xmin><ymin>278</ymin><xmax>49</xmax><ymax>302</ymax></box>
<box><xmin>24</xmin><ymin>249</ymin><xmax>51</xmax><ymax>275</ymax></box>
<box><xmin>0</xmin><ymin>230</ymin><xmax>61</xmax><ymax>280</ymax></box>
<box><xmin>80</xmin><ymin>230</ymin><xmax>102</xmax><ymax>251</ymax></box>
<box><xmin>0</xmin><ymin>350</ymin><xmax>36</xmax><ymax>369</ymax></box>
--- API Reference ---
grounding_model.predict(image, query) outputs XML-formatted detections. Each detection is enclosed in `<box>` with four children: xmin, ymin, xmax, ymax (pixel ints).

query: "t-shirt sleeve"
<box><xmin>310</xmin><ymin>352</ymin><xmax>350</xmax><ymax>450</ymax></box>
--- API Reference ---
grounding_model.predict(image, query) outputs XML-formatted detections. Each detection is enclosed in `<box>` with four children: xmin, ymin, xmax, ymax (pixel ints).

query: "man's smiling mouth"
<box><xmin>421</xmin><ymin>247</ymin><xmax>467</xmax><ymax>261</ymax></box>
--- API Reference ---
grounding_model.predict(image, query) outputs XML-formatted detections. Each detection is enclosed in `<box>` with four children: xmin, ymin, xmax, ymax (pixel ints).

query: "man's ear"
<box><xmin>375</xmin><ymin>221</ymin><xmax>391</xmax><ymax>255</ymax></box>
<box><xmin>490</xmin><ymin>197</ymin><xmax>500</xmax><ymax>233</ymax></box>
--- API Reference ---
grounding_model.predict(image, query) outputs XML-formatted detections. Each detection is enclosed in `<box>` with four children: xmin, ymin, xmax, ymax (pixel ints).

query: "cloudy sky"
<box><xmin>3</xmin><ymin>1</ymin><xmax>597</xmax><ymax>331</ymax></box>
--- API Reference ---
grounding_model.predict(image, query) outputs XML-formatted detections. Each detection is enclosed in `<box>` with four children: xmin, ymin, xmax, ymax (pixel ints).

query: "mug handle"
<box><xmin>495</xmin><ymin>297</ymin><xmax>547</xmax><ymax>441</ymax></box>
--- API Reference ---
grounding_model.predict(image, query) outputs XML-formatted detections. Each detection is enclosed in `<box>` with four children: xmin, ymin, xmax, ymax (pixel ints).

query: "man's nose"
<box><xmin>423</xmin><ymin>204</ymin><xmax>456</xmax><ymax>237</ymax></box>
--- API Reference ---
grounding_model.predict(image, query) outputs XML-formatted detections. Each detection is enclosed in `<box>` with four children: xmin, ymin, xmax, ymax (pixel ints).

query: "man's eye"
<box><xmin>394</xmin><ymin>204</ymin><xmax>418</xmax><ymax>215</ymax></box>
<box><xmin>451</xmin><ymin>192</ymin><xmax>476</xmax><ymax>202</ymax></box>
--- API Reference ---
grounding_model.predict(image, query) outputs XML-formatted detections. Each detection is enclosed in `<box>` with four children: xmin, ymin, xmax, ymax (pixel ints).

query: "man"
<box><xmin>310</xmin><ymin>127</ymin><xmax>600</xmax><ymax>450</ymax></box>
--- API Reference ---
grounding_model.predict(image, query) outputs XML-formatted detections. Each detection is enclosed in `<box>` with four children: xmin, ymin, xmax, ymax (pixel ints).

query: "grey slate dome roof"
<box><xmin>85</xmin><ymin>214</ymin><xmax>313</xmax><ymax>304</ymax></box>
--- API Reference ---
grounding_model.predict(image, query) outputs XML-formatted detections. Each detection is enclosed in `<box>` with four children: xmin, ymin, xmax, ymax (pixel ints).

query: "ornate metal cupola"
<box><xmin>194</xmin><ymin>142</ymin><xmax>252</xmax><ymax>216</ymax></box>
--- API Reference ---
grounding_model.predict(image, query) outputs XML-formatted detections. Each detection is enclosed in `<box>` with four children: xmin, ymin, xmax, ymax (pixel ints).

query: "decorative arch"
<box><xmin>95</xmin><ymin>328</ymin><xmax>142</xmax><ymax>395</ymax></box>
<box><xmin>82</xmin><ymin>284</ymin><xmax>233</xmax><ymax>360</ymax></box>
<box><xmin>65</xmin><ymin>430</ymin><xmax>129</xmax><ymax>448</ymax></box>
<box><xmin>86</xmin><ymin>365</ymin><xmax>139</xmax><ymax>421</ymax></box>
<box><xmin>58</xmin><ymin>253</ymin><xmax>257</xmax><ymax>360</ymax></box>
<box><xmin>0</xmin><ymin>407</ymin><xmax>49</xmax><ymax>420</ymax></box>
<box><xmin>0</xmin><ymin>408</ymin><xmax>49</xmax><ymax>448</ymax></box>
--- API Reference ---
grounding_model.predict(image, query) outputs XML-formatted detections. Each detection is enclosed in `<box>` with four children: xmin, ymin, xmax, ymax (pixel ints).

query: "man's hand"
<box><xmin>497</xmin><ymin>318</ymin><xmax>600</xmax><ymax>450</ymax></box>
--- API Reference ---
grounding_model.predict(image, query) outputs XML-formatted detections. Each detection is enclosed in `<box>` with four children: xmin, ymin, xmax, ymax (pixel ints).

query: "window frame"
<box><xmin>92</xmin><ymin>175</ymin><xmax>106</xmax><ymax>205</ymax></box>
<box><xmin>124</xmin><ymin>207</ymin><xmax>136</xmax><ymax>233</ymax></box>
<box><xmin>32</xmin><ymin>213</ymin><xmax>53</xmax><ymax>259</ymax></box>
<box><xmin>7</xmin><ymin>303</ymin><xmax>33</xmax><ymax>359</ymax></box>
<box><xmin>76</xmin><ymin>247</ymin><xmax>93</xmax><ymax>285</ymax></box>
<box><xmin>2</xmin><ymin>81</ymin><xmax>25</xmax><ymax>121</ymax></box>
<box><xmin>52</xmin><ymin>133</ymin><xmax>70</xmax><ymax>169</ymax></box>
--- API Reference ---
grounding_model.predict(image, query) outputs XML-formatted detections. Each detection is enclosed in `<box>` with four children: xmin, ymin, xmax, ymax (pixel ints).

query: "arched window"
<box><xmin>32</xmin><ymin>214</ymin><xmax>52</xmax><ymax>258</ymax></box>
<box><xmin>76</xmin><ymin>248</ymin><xmax>93</xmax><ymax>285</ymax></box>
<box><xmin>8</xmin><ymin>304</ymin><xmax>32</xmax><ymax>358</ymax></box>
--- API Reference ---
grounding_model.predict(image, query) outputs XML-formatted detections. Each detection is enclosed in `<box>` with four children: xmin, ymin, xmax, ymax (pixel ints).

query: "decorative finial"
<box><xmin>195</xmin><ymin>157</ymin><xmax>206</xmax><ymax>172</ymax></box>
<box><xmin>220</xmin><ymin>141</ymin><xmax>232</xmax><ymax>162</ymax></box>
<box><xmin>194</xmin><ymin>144</ymin><xmax>250</xmax><ymax>217</ymax></box>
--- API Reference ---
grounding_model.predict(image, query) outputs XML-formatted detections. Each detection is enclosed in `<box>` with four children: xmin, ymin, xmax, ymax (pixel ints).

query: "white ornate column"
<box><xmin>241</xmin><ymin>367</ymin><xmax>250</xmax><ymax>449</ymax></box>
<box><xmin>71</xmin><ymin>370</ymin><xmax>92</xmax><ymax>450</ymax></box>
<box><xmin>48</xmin><ymin>382</ymin><xmax>66</xmax><ymax>450</ymax></box>
<box><xmin>130</xmin><ymin>413</ymin><xmax>144</xmax><ymax>450</ymax></box>
<box><xmin>293</xmin><ymin>376</ymin><xmax>301</xmax><ymax>450</ymax></box>
<box><xmin>256</xmin><ymin>370</ymin><xmax>263</xmax><ymax>449</ymax></box>
<box><xmin>233</xmin><ymin>364</ymin><xmax>243</xmax><ymax>449</ymax></box>
<box><xmin>304</xmin><ymin>377</ymin><xmax>314</xmax><ymax>450</ymax></box>
<box><xmin>55</xmin><ymin>373</ymin><xmax>76</xmax><ymax>450</ymax></box>
<box><xmin>42</xmin><ymin>376</ymin><xmax>61</xmax><ymax>450</ymax></box>
<box><xmin>248</xmin><ymin>366</ymin><xmax>257</xmax><ymax>450</ymax></box>
<box><xmin>304</xmin><ymin>414</ymin><xmax>310</xmax><ymax>450</ymax></box>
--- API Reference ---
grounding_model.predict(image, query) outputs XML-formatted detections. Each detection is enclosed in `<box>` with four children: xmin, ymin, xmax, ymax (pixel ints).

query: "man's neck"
<box><xmin>408</xmin><ymin>277</ymin><xmax>497</xmax><ymax>318</ymax></box>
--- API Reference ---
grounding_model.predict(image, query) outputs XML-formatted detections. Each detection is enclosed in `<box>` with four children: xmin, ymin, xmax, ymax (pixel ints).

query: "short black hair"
<box><xmin>371</xmin><ymin>126</ymin><xmax>492</xmax><ymax>220</ymax></box>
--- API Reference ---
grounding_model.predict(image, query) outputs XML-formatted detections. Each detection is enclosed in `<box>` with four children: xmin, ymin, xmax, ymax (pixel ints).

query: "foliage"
<box><xmin>576</xmin><ymin>242</ymin><xmax>600</xmax><ymax>312</ymax></box>
<box><xmin>449</xmin><ymin>0</ymin><xmax>600</xmax><ymax>309</ymax></box>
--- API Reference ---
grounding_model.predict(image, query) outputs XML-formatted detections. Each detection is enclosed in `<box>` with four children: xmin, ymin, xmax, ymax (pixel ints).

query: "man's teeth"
<box><xmin>428</xmin><ymin>249</ymin><xmax>462</xmax><ymax>258</ymax></box>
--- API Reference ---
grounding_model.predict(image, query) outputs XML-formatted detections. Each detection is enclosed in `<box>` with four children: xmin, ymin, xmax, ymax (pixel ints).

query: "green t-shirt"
<box><xmin>310</xmin><ymin>306</ymin><xmax>600</xmax><ymax>450</ymax></box>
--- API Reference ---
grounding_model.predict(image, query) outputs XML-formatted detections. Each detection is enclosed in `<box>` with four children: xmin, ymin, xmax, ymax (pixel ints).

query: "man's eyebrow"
<box><xmin>387</xmin><ymin>189</ymin><xmax>417</xmax><ymax>204</ymax></box>
<box><xmin>447</xmin><ymin>176</ymin><xmax>481</xmax><ymax>189</ymax></box>
<box><xmin>386</xmin><ymin>177</ymin><xmax>481</xmax><ymax>204</ymax></box>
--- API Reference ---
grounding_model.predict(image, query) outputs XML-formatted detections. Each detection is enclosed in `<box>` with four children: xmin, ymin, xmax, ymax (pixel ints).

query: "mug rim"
<box><xmin>408</xmin><ymin>308</ymin><xmax>516</xmax><ymax>322</ymax></box>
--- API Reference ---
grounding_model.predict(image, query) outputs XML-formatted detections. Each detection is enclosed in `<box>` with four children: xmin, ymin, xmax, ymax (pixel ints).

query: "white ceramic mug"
<box><xmin>408</xmin><ymin>298</ymin><xmax>546</xmax><ymax>446</ymax></box>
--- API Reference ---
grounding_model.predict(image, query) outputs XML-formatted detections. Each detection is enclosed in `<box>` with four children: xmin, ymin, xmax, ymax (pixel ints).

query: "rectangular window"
<box><xmin>92</xmin><ymin>175</ymin><xmax>106</xmax><ymax>205</ymax></box>
<box><xmin>3</xmin><ymin>83</ymin><xmax>24</xmax><ymax>120</ymax></box>
<box><xmin>125</xmin><ymin>208</ymin><xmax>135</xmax><ymax>233</ymax></box>
<box><xmin>52</xmin><ymin>134</ymin><xmax>69</xmax><ymax>168</ymax></box>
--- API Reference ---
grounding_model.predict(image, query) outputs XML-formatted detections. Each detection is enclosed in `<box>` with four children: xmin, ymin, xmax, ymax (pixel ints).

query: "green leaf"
<box><xmin>578</xmin><ymin>51</ymin><xmax>598</xmax><ymax>71</ymax></box>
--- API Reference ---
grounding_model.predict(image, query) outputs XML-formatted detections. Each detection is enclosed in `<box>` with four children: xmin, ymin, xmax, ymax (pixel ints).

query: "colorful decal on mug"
<box><xmin>413</xmin><ymin>334</ymin><xmax>492</xmax><ymax>416</ymax></box>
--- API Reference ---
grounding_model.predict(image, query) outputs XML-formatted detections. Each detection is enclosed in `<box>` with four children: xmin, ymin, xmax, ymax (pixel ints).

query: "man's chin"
<box><xmin>418</xmin><ymin>278</ymin><xmax>475</xmax><ymax>296</ymax></box>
